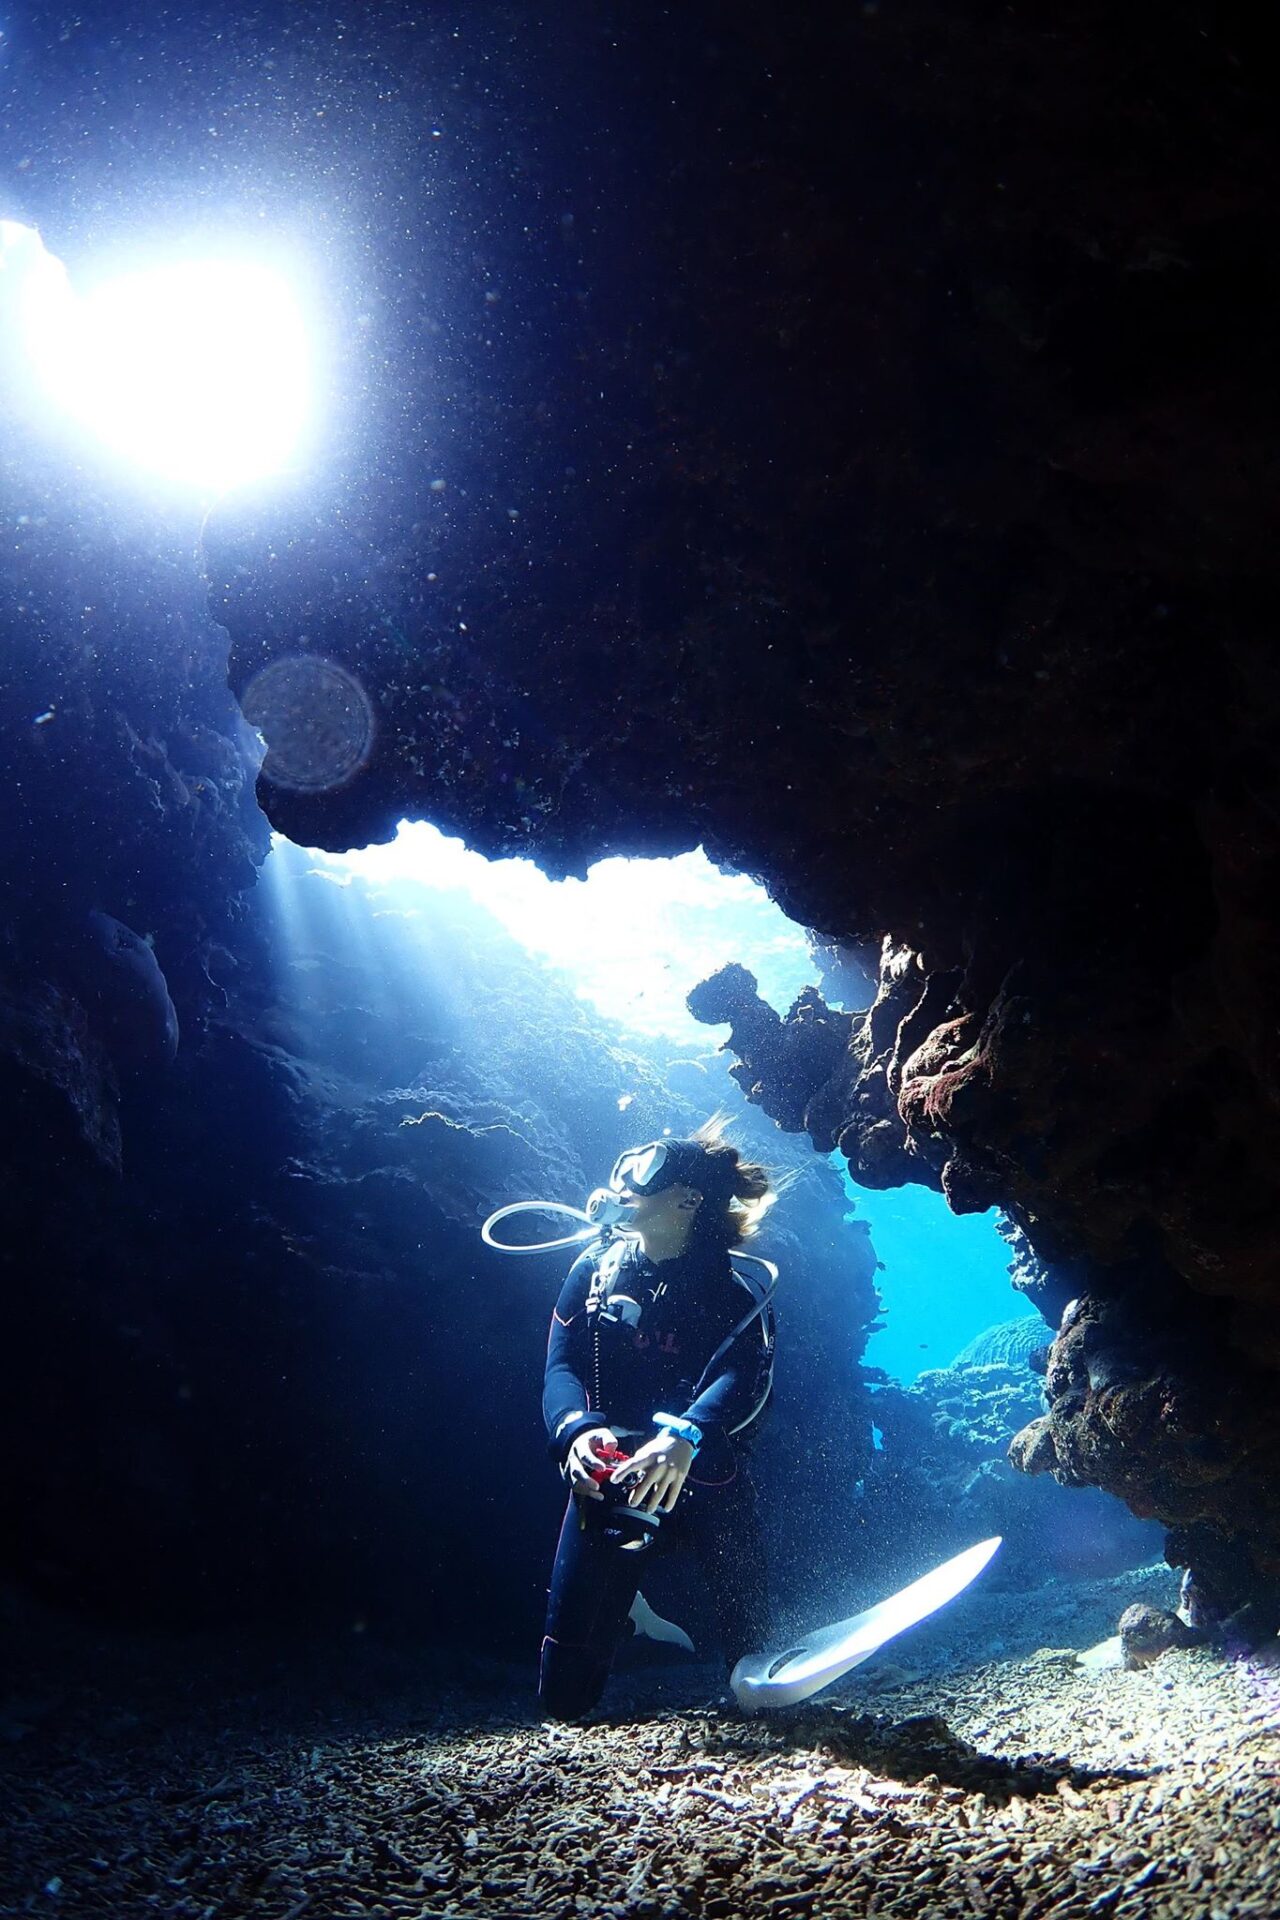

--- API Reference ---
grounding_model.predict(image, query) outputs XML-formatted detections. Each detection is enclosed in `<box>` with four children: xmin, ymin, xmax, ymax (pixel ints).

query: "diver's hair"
<box><xmin>685</xmin><ymin>1113</ymin><xmax>789</xmax><ymax>1246</ymax></box>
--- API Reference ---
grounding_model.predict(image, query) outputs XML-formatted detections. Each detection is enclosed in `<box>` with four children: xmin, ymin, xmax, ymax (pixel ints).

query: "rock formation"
<box><xmin>1118</xmin><ymin>1603</ymin><xmax>1203</xmax><ymax>1671</ymax></box>
<box><xmin>862</xmin><ymin>1353</ymin><xmax>1158</xmax><ymax>1592</ymax></box>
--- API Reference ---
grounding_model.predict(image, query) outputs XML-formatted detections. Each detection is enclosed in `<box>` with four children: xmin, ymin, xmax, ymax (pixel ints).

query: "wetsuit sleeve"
<box><xmin>542</xmin><ymin>1249</ymin><xmax>608</xmax><ymax>1464</ymax></box>
<box><xmin>680</xmin><ymin>1277</ymin><xmax>773</xmax><ymax>1442</ymax></box>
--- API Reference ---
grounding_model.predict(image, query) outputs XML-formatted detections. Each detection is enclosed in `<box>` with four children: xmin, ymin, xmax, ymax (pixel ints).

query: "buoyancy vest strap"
<box><xmin>692</xmin><ymin>1257</ymin><xmax>778</xmax><ymax>1389</ymax></box>
<box><xmin>588</xmin><ymin>1237</ymin><xmax>778</xmax><ymax>1440</ymax></box>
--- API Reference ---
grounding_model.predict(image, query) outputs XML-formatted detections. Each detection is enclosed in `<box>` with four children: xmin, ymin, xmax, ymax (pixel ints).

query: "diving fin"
<box><xmin>629</xmin><ymin>1590</ymin><xmax>696</xmax><ymax>1653</ymax></box>
<box><xmin>730</xmin><ymin>1536</ymin><xmax>1001</xmax><ymax>1713</ymax></box>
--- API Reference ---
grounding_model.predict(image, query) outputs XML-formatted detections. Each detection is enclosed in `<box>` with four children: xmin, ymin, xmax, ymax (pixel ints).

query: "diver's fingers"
<box><xmin>634</xmin><ymin>1469</ymin><xmax>679</xmax><ymax>1513</ymax></box>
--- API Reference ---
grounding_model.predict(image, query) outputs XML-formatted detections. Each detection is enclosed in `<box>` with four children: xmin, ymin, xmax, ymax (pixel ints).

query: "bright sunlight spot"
<box><xmin>1</xmin><ymin>220</ymin><xmax>312</xmax><ymax>493</ymax></box>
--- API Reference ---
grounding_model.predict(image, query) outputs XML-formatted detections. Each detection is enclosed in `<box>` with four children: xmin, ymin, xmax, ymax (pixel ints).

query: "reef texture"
<box><xmin>864</xmin><ymin>1356</ymin><xmax>1157</xmax><ymax>1590</ymax></box>
<box><xmin>951</xmin><ymin>1316</ymin><xmax>1048</xmax><ymax>1373</ymax></box>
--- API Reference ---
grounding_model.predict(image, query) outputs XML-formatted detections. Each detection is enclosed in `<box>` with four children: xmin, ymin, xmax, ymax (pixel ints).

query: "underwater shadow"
<box><xmin>699</xmin><ymin>1702</ymin><xmax>1148</xmax><ymax>1804</ymax></box>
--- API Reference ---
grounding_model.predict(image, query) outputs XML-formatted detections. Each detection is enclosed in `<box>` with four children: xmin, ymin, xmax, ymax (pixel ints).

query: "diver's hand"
<box><xmin>564</xmin><ymin>1427</ymin><xmax>620</xmax><ymax>1502</ymax></box>
<box><xmin>619</xmin><ymin>1434</ymin><xmax>695</xmax><ymax>1515</ymax></box>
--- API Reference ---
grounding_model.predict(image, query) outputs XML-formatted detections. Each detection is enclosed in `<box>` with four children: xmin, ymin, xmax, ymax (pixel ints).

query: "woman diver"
<box><xmin>539</xmin><ymin>1123</ymin><xmax>781</xmax><ymax>1720</ymax></box>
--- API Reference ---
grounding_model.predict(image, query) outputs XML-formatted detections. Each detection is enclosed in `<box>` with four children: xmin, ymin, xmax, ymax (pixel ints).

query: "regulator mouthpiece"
<box><xmin>585</xmin><ymin>1187</ymin><xmax>635</xmax><ymax>1229</ymax></box>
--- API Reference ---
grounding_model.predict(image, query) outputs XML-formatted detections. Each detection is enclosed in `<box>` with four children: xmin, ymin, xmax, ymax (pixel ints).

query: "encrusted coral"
<box><xmin>863</xmin><ymin>1356</ymin><xmax>1155</xmax><ymax>1587</ymax></box>
<box><xmin>1009</xmin><ymin>1292</ymin><xmax>1280</xmax><ymax>1622</ymax></box>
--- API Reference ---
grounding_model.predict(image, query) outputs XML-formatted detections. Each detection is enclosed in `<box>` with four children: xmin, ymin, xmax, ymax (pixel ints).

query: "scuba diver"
<box><xmin>538</xmin><ymin>1123</ymin><xmax>780</xmax><ymax>1720</ymax></box>
<box><xmin>485</xmin><ymin>1127</ymin><xmax>1002</xmax><ymax>1716</ymax></box>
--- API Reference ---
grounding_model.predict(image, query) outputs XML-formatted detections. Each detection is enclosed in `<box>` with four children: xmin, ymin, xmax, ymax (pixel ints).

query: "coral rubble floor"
<box><xmin>3</xmin><ymin>1569</ymin><xmax>1278</xmax><ymax>1919</ymax></box>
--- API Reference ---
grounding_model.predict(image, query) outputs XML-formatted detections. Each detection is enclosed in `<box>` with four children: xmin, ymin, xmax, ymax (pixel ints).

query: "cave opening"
<box><xmin>278</xmin><ymin>816</ymin><xmax>1024</xmax><ymax>1397</ymax></box>
<box><xmin>1</xmin><ymin>218</ymin><xmax>321</xmax><ymax>495</ymax></box>
<box><xmin>243</xmin><ymin>816</ymin><xmax>1162</xmax><ymax>1636</ymax></box>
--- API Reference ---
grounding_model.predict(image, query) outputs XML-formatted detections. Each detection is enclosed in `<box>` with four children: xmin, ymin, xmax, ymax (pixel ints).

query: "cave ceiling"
<box><xmin>195</xmin><ymin>2</ymin><xmax>1280</xmax><ymax>1338</ymax></box>
<box><xmin>197</xmin><ymin>3</ymin><xmax>1274</xmax><ymax>921</ymax></box>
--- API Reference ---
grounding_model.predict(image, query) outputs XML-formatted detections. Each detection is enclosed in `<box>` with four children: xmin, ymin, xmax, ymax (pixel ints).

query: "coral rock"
<box><xmin>1118</xmin><ymin>1604</ymin><xmax>1202</xmax><ymax>1670</ymax></box>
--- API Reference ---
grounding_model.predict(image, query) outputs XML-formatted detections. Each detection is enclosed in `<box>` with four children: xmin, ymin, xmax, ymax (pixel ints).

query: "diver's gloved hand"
<box><xmin>621</xmin><ymin>1434</ymin><xmax>696</xmax><ymax>1515</ymax></box>
<box><xmin>564</xmin><ymin>1427</ymin><xmax>621</xmax><ymax>1502</ymax></box>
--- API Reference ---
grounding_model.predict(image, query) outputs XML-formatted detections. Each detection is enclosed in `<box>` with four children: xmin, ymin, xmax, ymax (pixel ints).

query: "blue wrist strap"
<box><xmin>654</xmin><ymin>1411</ymin><xmax>703</xmax><ymax>1453</ymax></box>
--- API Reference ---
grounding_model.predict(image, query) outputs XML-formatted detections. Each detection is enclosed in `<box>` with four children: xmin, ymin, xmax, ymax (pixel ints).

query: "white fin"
<box><xmin>731</xmin><ymin>1536</ymin><xmax>1002</xmax><ymax>1712</ymax></box>
<box><xmin>629</xmin><ymin>1590</ymin><xmax>695</xmax><ymax>1653</ymax></box>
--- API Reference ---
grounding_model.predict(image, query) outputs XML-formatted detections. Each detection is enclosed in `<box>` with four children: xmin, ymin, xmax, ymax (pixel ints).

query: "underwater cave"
<box><xmin>3</xmin><ymin>2</ymin><xmax>1280</xmax><ymax>1916</ymax></box>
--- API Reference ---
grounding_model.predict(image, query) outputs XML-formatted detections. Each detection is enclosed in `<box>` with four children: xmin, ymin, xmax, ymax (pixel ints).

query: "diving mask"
<box><xmin>575</xmin><ymin>1141</ymin><xmax>680</xmax><ymax>1231</ymax></box>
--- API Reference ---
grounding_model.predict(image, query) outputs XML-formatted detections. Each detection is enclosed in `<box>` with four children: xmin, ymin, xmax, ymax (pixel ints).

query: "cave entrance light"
<box><xmin>270</xmin><ymin>822</ymin><xmax>1024</xmax><ymax>1377</ymax></box>
<box><xmin>302</xmin><ymin>822</ymin><xmax>819</xmax><ymax>1047</ymax></box>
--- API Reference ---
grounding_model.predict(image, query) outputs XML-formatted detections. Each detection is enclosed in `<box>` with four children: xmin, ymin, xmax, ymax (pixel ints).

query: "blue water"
<box><xmin>836</xmin><ymin>1163</ymin><xmax>1039</xmax><ymax>1384</ymax></box>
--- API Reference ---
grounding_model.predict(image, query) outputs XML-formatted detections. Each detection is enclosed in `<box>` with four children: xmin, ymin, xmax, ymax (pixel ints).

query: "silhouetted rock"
<box><xmin>1118</xmin><ymin>1603</ymin><xmax>1203</xmax><ymax>1669</ymax></box>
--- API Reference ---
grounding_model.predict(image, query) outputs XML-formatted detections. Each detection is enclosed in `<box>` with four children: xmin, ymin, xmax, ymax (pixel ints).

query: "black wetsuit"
<box><xmin>539</xmin><ymin>1232</ymin><xmax>775</xmax><ymax>1717</ymax></box>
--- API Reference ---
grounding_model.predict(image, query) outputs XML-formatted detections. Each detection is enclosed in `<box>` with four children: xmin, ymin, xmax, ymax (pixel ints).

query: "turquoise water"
<box><xmin>835</xmin><ymin>1163</ymin><xmax>1038</xmax><ymax>1385</ymax></box>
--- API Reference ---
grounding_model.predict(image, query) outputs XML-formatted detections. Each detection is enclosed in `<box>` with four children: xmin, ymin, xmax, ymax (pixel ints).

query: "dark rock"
<box><xmin>1008</xmin><ymin>1417</ymin><xmax>1059</xmax><ymax>1480</ymax></box>
<box><xmin>1009</xmin><ymin>1293</ymin><xmax>1280</xmax><ymax>1624</ymax></box>
<box><xmin>1118</xmin><ymin>1602</ymin><xmax>1203</xmax><ymax>1669</ymax></box>
<box><xmin>0</xmin><ymin>983</ymin><xmax>122</xmax><ymax>1172</ymax></box>
<box><xmin>74</xmin><ymin>912</ymin><xmax>180</xmax><ymax>1069</ymax></box>
<box><xmin>1217</xmin><ymin>1598</ymin><xmax>1280</xmax><ymax>1659</ymax></box>
<box><xmin>687</xmin><ymin>967</ymin><xmax>854</xmax><ymax>1151</ymax></box>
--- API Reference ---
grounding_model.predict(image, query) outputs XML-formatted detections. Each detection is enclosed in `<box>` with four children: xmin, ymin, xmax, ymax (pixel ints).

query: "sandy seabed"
<box><xmin>3</xmin><ymin>1564</ymin><xmax>1279</xmax><ymax>1919</ymax></box>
